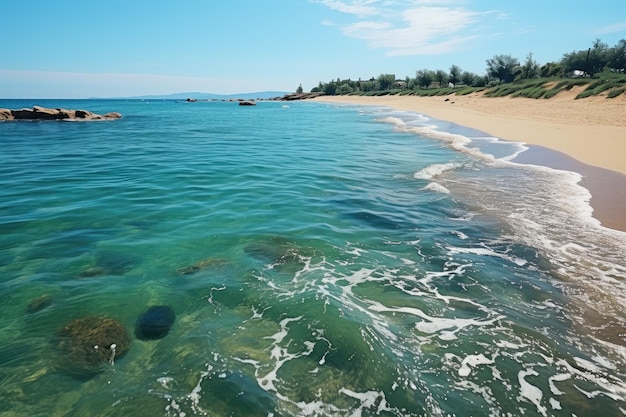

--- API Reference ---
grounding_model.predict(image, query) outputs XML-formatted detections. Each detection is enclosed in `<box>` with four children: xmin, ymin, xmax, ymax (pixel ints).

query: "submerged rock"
<box><xmin>135</xmin><ymin>306</ymin><xmax>175</xmax><ymax>340</ymax></box>
<box><xmin>57</xmin><ymin>316</ymin><xmax>130</xmax><ymax>375</ymax></box>
<box><xmin>175</xmin><ymin>257</ymin><xmax>230</xmax><ymax>275</ymax></box>
<box><xmin>244</xmin><ymin>237</ymin><xmax>297</xmax><ymax>263</ymax></box>
<box><xmin>244</xmin><ymin>237</ymin><xmax>308</xmax><ymax>273</ymax></box>
<box><xmin>0</xmin><ymin>106</ymin><xmax>121</xmax><ymax>121</ymax></box>
<box><xmin>78</xmin><ymin>252</ymin><xmax>136</xmax><ymax>278</ymax></box>
<box><xmin>78</xmin><ymin>266</ymin><xmax>108</xmax><ymax>278</ymax></box>
<box><xmin>26</xmin><ymin>294</ymin><xmax>53</xmax><ymax>313</ymax></box>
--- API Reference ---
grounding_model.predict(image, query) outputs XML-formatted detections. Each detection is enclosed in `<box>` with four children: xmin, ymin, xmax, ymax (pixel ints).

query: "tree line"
<box><xmin>308</xmin><ymin>38</ymin><xmax>626</xmax><ymax>95</ymax></box>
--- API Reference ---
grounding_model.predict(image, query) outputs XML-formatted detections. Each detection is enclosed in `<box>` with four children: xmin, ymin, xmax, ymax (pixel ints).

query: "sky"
<box><xmin>1</xmin><ymin>0</ymin><xmax>625</xmax><ymax>98</ymax></box>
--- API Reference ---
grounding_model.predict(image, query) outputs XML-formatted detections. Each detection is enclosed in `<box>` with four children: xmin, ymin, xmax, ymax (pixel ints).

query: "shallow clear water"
<box><xmin>1</xmin><ymin>99</ymin><xmax>625</xmax><ymax>416</ymax></box>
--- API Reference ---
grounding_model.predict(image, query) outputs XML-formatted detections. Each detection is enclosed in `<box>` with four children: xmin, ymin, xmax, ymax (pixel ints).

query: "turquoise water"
<box><xmin>1</xmin><ymin>99</ymin><xmax>625</xmax><ymax>416</ymax></box>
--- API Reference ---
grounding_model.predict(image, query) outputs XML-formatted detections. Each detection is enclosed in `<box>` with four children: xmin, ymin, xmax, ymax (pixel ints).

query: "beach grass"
<box><xmin>607</xmin><ymin>86</ymin><xmax>626</xmax><ymax>98</ymax></box>
<box><xmin>335</xmin><ymin>74</ymin><xmax>626</xmax><ymax>100</ymax></box>
<box><xmin>437</xmin><ymin>76</ymin><xmax>626</xmax><ymax>100</ymax></box>
<box><xmin>575</xmin><ymin>77</ymin><xmax>626</xmax><ymax>99</ymax></box>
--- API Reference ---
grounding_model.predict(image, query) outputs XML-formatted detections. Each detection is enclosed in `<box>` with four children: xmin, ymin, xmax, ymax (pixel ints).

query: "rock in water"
<box><xmin>0</xmin><ymin>106</ymin><xmax>122</xmax><ymax>121</ymax></box>
<box><xmin>175</xmin><ymin>257</ymin><xmax>230</xmax><ymax>275</ymax></box>
<box><xmin>135</xmin><ymin>306</ymin><xmax>175</xmax><ymax>340</ymax></box>
<box><xmin>57</xmin><ymin>316</ymin><xmax>130</xmax><ymax>375</ymax></box>
<box><xmin>26</xmin><ymin>294</ymin><xmax>53</xmax><ymax>313</ymax></box>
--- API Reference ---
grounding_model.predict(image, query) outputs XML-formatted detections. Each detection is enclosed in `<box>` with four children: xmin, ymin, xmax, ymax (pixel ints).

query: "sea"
<box><xmin>1</xmin><ymin>98</ymin><xmax>625</xmax><ymax>417</ymax></box>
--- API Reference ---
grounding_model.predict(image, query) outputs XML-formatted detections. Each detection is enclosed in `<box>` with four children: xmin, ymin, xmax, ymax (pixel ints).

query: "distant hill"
<box><xmin>103</xmin><ymin>91</ymin><xmax>291</xmax><ymax>100</ymax></box>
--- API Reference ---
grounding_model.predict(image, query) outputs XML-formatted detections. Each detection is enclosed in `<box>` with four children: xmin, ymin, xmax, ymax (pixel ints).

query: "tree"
<box><xmin>376</xmin><ymin>74</ymin><xmax>396</xmax><ymax>90</ymax></box>
<box><xmin>540</xmin><ymin>62</ymin><xmax>563</xmax><ymax>78</ymax></box>
<box><xmin>360</xmin><ymin>78</ymin><xmax>376</xmax><ymax>92</ymax></box>
<box><xmin>449</xmin><ymin>65</ymin><xmax>462</xmax><ymax>87</ymax></box>
<box><xmin>337</xmin><ymin>83</ymin><xmax>354</xmax><ymax>95</ymax></box>
<box><xmin>472</xmin><ymin>76</ymin><xmax>487</xmax><ymax>87</ymax></box>
<box><xmin>460</xmin><ymin>71</ymin><xmax>485</xmax><ymax>87</ymax></box>
<box><xmin>486</xmin><ymin>54</ymin><xmax>520</xmax><ymax>83</ymax></box>
<box><xmin>434</xmin><ymin>69</ymin><xmax>448</xmax><ymax>88</ymax></box>
<box><xmin>296</xmin><ymin>84</ymin><xmax>303</xmax><ymax>94</ymax></box>
<box><xmin>322</xmin><ymin>82</ymin><xmax>337</xmax><ymax>95</ymax></box>
<box><xmin>588</xmin><ymin>39</ymin><xmax>610</xmax><ymax>76</ymax></box>
<box><xmin>517</xmin><ymin>53</ymin><xmax>540</xmax><ymax>80</ymax></box>
<box><xmin>561</xmin><ymin>50</ymin><xmax>588</xmax><ymax>75</ymax></box>
<box><xmin>415</xmin><ymin>69</ymin><xmax>434</xmax><ymax>89</ymax></box>
<box><xmin>460</xmin><ymin>71</ymin><xmax>474</xmax><ymax>86</ymax></box>
<box><xmin>561</xmin><ymin>39</ymin><xmax>610</xmax><ymax>77</ymax></box>
<box><xmin>405</xmin><ymin>76</ymin><xmax>415</xmax><ymax>90</ymax></box>
<box><xmin>608</xmin><ymin>39</ymin><xmax>626</xmax><ymax>73</ymax></box>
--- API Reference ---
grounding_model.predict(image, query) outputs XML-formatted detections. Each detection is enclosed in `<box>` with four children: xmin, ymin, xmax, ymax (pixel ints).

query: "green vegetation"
<box><xmin>486</xmin><ymin>54</ymin><xmax>520</xmax><ymax>84</ymax></box>
<box><xmin>574</xmin><ymin>76</ymin><xmax>626</xmax><ymax>99</ymax></box>
<box><xmin>607</xmin><ymin>86</ymin><xmax>626</xmax><ymax>99</ymax></box>
<box><xmin>308</xmin><ymin>38</ymin><xmax>626</xmax><ymax>100</ymax></box>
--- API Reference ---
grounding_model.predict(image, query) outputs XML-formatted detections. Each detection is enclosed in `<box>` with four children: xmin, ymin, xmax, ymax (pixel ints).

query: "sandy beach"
<box><xmin>313</xmin><ymin>90</ymin><xmax>626</xmax><ymax>231</ymax></box>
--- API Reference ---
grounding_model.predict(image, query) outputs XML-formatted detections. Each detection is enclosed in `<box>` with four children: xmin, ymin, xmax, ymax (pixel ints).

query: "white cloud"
<box><xmin>315</xmin><ymin>0</ymin><xmax>494</xmax><ymax>55</ymax></box>
<box><xmin>315</xmin><ymin>0</ymin><xmax>379</xmax><ymax>17</ymax></box>
<box><xmin>594</xmin><ymin>21</ymin><xmax>626</xmax><ymax>35</ymax></box>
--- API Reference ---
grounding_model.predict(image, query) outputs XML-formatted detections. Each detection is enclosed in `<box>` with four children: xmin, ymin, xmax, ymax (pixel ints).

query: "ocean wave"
<box><xmin>421</xmin><ymin>182</ymin><xmax>450</xmax><ymax>194</ymax></box>
<box><xmin>377</xmin><ymin>111</ymin><xmax>528</xmax><ymax>163</ymax></box>
<box><xmin>446</xmin><ymin>245</ymin><xmax>528</xmax><ymax>267</ymax></box>
<box><xmin>413</xmin><ymin>162</ymin><xmax>462</xmax><ymax>180</ymax></box>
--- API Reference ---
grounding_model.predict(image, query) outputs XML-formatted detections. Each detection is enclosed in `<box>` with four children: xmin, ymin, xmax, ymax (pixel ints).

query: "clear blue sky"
<box><xmin>1</xmin><ymin>0</ymin><xmax>625</xmax><ymax>98</ymax></box>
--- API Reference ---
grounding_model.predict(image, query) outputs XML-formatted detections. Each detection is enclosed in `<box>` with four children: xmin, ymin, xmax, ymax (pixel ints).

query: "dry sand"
<box><xmin>313</xmin><ymin>90</ymin><xmax>626</xmax><ymax>231</ymax></box>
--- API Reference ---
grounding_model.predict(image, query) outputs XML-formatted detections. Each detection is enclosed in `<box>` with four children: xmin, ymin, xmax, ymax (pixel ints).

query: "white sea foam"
<box><xmin>339</xmin><ymin>388</ymin><xmax>393</xmax><ymax>415</ymax></box>
<box><xmin>451</xmin><ymin>230</ymin><xmax>469</xmax><ymax>240</ymax></box>
<box><xmin>548</xmin><ymin>373</ymin><xmax>571</xmax><ymax>396</ymax></box>
<box><xmin>413</xmin><ymin>162</ymin><xmax>461</xmax><ymax>180</ymax></box>
<box><xmin>366</xmin><ymin>100</ymin><xmax>626</xmax><ymax>407</ymax></box>
<box><xmin>467</xmin><ymin>159</ymin><xmax>626</xmax><ymax>359</ymax></box>
<box><xmin>458</xmin><ymin>354</ymin><xmax>495</xmax><ymax>377</ymax></box>
<box><xmin>380</xmin><ymin>111</ymin><xmax>528</xmax><ymax>164</ymax></box>
<box><xmin>471</xmin><ymin>135</ymin><xmax>529</xmax><ymax>161</ymax></box>
<box><xmin>368</xmin><ymin>301</ymin><xmax>499</xmax><ymax>340</ymax></box>
<box><xmin>157</xmin><ymin>376</ymin><xmax>175</xmax><ymax>390</ymax></box>
<box><xmin>447</xmin><ymin>245</ymin><xmax>528</xmax><ymax>267</ymax></box>
<box><xmin>377</xmin><ymin>115</ymin><xmax>482</xmax><ymax>156</ymax></box>
<box><xmin>256</xmin><ymin>316</ymin><xmax>315</xmax><ymax>393</ymax></box>
<box><xmin>518</xmin><ymin>369</ymin><xmax>548</xmax><ymax>417</ymax></box>
<box><xmin>421</xmin><ymin>182</ymin><xmax>450</xmax><ymax>194</ymax></box>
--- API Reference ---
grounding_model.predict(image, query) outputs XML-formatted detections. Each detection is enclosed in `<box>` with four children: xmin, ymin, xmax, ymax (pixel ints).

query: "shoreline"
<box><xmin>312</xmin><ymin>93</ymin><xmax>626</xmax><ymax>232</ymax></box>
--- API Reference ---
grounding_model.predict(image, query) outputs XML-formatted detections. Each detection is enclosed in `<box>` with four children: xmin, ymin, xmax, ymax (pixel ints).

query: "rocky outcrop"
<box><xmin>0</xmin><ymin>109</ymin><xmax>12</xmax><ymax>120</ymax></box>
<box><xmin>0</xmin><ymin>106</ymin><xmax>121</xmax><ymax>121</ymax></box>
<box><xmin>273</xmin><ymin>92</ymin><xmax>326</xmax><ymax>101</ymax></box>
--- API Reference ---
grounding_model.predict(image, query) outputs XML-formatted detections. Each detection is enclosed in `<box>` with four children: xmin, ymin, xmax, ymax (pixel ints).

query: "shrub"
<box><xmin>576</xmin><ymin>78</ymin><xmax>626</xmax><ymax>98</ymax></box>
<box><xmin>456</xmin><ymin>87</ymin><xmax>483</xmax><ymax>95</ymax></box>
<box><xmin>513</xmin><ymin>87</ymin><xmax>546</xmax><ymax>99</ymax></box>
<box><xmin>543</xmin><ymin>89</ymin><xmax>562</xmax><ymax>99</ymax></box>
<box><xmin>607</xmin><ymin>86</ymin><xmax>626</xmax><ymax>98</ymax></box>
